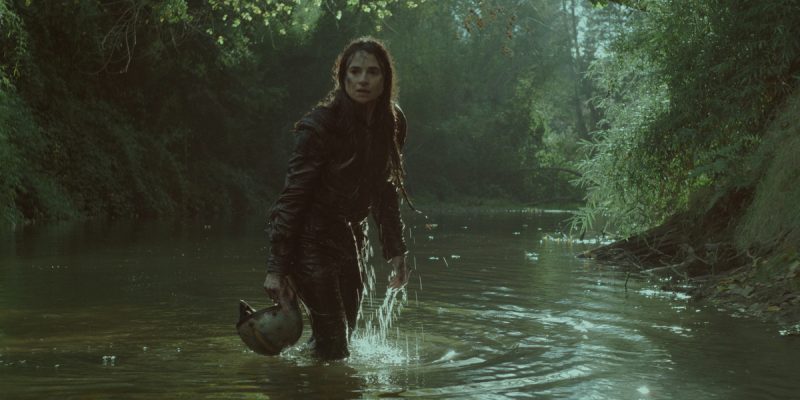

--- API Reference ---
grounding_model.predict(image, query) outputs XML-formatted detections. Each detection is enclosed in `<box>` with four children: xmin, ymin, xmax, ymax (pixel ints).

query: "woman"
<box><xmin>263</xmin><ymin>37</ymin><xmax>411</xmax><ymax>360</ymax></box>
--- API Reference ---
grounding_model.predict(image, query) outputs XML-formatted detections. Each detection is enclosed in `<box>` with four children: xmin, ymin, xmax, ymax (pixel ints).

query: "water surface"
<box><xmin>1</xmin><ymin>212</ymin><xmax>798</xmax><ymax>399</ymax></box>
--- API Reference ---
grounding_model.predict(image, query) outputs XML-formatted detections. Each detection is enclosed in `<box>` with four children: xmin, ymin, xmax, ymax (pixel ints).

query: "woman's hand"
<box><xmin>388</xmin><ymin>255</ymin><xmax>411</xmax><ymax>289</ymax></box>
<box><xmin>263</xmin><ymin>272</ymin><xmax>295</xmax><ymax>305</ymax></box>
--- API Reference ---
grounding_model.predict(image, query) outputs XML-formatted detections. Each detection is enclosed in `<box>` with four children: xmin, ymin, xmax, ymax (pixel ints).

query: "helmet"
<box><xmin>236</xmin><ymin>299</ymin><xmax>303</xmax><ymax>356</ymax></box>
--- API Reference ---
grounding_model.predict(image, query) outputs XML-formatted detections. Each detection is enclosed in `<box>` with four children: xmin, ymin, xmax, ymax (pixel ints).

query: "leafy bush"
<box><xmin>0</xmin><ymin>89</ymin><xmax>23</xmax><ymax>225</ymax></box>
<box><xmin>736</xmin><ymin>92</ymin><xmax>800</xmax><ymax>253</ymax></box>
<box><xmin>574</xmin><ymin>0</ymin><xmax>800</xmax><ymax>235</ymax></box>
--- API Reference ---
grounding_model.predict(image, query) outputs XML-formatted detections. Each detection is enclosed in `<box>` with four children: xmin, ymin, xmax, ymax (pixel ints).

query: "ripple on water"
<box><xmin>5</xmin><ymin>216</ymin><xmax>800</xmax><ymax>399</ymax></box>
<box><xmin>399</xmin><ymin>365</ymin><xmax>594</xmax><ymax>398</ymax></box>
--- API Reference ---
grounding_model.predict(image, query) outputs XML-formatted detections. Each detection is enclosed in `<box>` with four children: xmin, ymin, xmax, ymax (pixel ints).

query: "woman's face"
<box><xmin>344</xmin><ymin>51</ymin><xmax>384</xmax><ymax>105</ymax></box>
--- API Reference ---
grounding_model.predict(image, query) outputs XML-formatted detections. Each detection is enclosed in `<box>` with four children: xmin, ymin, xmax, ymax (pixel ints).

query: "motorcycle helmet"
<box><xmin>236</xmin><ymin>299</ymin><xmax>303</xmax><ymax>356</ymax></box>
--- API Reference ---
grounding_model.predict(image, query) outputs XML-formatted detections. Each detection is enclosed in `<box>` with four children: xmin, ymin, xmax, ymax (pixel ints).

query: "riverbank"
<box><xmin>581</xmin><ymin>216</ymin><xmax>800</xmax><ymax>334</ymax></box>
<box><xmin>692</xmin><ymin>254</ymin><xmax>800</xmax><ymax>335</ymax></box>
<box><xmin>582</xmin><ymin>91</ymin><xmax>800</xmax><ymax>333</ymax></box>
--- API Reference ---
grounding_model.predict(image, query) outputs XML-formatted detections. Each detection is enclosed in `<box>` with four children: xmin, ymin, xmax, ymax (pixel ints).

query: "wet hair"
<box><xmin>320</xmin><ymin>37</ymin><xmax>409</xmax><ymax>202</ymax></box>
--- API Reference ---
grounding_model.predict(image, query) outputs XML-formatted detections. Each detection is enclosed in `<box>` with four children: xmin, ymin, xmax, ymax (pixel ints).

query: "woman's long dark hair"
<box><xmin>320</xmin><ymin>37</ymin><xmax>411</xmax><ymax>206</ymax></box>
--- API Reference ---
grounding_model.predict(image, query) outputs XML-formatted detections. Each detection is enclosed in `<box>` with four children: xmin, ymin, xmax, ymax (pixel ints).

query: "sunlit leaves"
<box><xmin>154</xmin><ymin>0</ymin><xmax>190</xmax><ymax>24</ymax></box>
<box><xmin>204</xmin><ymin>0</ymin><xmax>423</xmax><ymax>45</ymax></box>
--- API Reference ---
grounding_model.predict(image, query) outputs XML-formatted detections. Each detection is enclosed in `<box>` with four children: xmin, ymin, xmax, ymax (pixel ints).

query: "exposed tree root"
<box><xmin>580</xmin><ymin>188</ymin><xmax>753</xmax><ymax>278</ymax></box>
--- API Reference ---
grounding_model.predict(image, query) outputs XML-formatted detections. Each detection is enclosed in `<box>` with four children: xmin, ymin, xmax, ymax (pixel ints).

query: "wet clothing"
<box><xmin>266</xmin><ymin>105</ymin><xmax>407</xmax><ymax>359</ymax></box>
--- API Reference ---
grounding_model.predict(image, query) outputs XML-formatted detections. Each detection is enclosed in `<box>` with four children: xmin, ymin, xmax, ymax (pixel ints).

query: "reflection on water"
<box><xmin>2</xmin><ymin>213</ymin><xmax>800</xmax><ymax>399</ymax></box>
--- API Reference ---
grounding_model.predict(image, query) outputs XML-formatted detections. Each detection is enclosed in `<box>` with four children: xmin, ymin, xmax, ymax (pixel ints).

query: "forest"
<box><xmin>2</xmin><ymin>1</ymin><xmax>800</xmax><ymax>314</ymax></box>
<box><xmin>0</xmin><ymin>0</ymin><xmax>617</xmax><ymax>223</ymax></box>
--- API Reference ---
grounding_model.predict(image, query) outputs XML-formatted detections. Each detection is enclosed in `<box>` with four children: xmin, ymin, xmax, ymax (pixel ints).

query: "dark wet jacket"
<box><xmin>266</xmin><ymin>105</ymin><xmax>407</xmax><ymax>274</ymax></box>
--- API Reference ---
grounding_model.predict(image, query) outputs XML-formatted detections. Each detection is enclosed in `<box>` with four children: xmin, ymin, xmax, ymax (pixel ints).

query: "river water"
<box><xmin>1</xmin><ymin>211</ymin><xmax>799</xmax><ymax>399</ymax></box>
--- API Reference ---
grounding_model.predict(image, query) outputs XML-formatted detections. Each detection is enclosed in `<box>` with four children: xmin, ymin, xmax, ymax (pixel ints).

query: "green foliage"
<box><xmin>0</xmin><ymin>0</ymin><xmax>30</xmax><ymax>87</ymax></box>
<box><xmin>574</xmin><ymin>0</ymin><xmax>800</xmax><ymax>235</ymax></box>
<box><xmin>5</xmin><ymin>0</ymin><xmax>798</xmax><ymax>236</ymax></box>
<box><xmin>172</xmin><ymin>0</ymin><xmax>427</xmax><ymax>65</ymax></box>
<box><xmin>384</xmin><ymin>0</ymin><xmax>583</xmax><ymax>202</ymax></box>
<box><xmin>1</xmin><ymin>0</ymin><xmax>610</xmax><ymax>227</ymax></box>
<box><xmin>0</xmin><ymin>0</ymin><xmax>396</xmax><ymax>224</ymax></box>
<box><xmin>573</xmin><ymin>49</ymin><xmax>673</xmax><ymax>235</ymax></box>
<box><xmin>0</xmin><ymin>80</ymin><xmax>77</xmax><ymax>225</ymax></box>
<box><xmin>154</xmin><ymin>0</ymin><xmax>190</xmax><ymax>24</ymax></box>
<box><xmin>736</xmin><ymin>91</ymin><xmax>800</xmax><ymax>252</ymax></box>
<box><xmin>0</xmin><ymin>88</ymin><xmax>23</xmax><ymax>225</ymax></box>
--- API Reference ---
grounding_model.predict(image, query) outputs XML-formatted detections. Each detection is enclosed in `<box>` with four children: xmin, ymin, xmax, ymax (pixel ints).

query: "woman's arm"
<box><xmin>266</xmin><ymin>128</ymin><xmax>326</xmax><ymax>275</ymax></box>
<box><xmin>373</xmin><ymin>180</ymin><xmax>410</xmax><ymax>289</ymax></box>
<box><xmin>373</xmin><ymin>104</ymin><xmax>410</xmax><ymax>288</ymax></box>
<box><xmin>372</xmin><ymin>181</ymin><xmax>408</xmax><ymax>261</ymax></box>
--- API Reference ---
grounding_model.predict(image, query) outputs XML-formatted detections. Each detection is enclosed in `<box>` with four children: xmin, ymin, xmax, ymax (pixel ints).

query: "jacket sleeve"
<box><xmin>372</xmin><ymin>106</ymin><xmax>408</xmax><ymax>260</ymax></box>
<box><xmin>266</xmin><ymin>128</ymin><xmax>326</xmax><ymax>274</ymax></box>
<box><xmin>372</xmin><ymin>180</ymin><xmax>408</xmax><ymax>260</ymax></box>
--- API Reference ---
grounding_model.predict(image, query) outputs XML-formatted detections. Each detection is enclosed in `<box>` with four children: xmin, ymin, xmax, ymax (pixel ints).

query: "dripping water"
<box><xmin>349</xmin><ymin>226</ymin><xmax>420</xmax><ymax>364</ymax></box>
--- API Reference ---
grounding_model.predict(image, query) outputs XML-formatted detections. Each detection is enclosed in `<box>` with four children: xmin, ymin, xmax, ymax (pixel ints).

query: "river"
<box><xmin>1</xmin><ymin>211</ymin><xmax>798</xmax><ymax>399</ymax></box>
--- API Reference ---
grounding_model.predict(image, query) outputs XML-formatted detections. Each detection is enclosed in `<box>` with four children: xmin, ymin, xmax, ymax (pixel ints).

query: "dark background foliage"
<box><xmin>2</xmin><ymin>0</ymin><xmax>799</xmax><ymax>238</ymax></box>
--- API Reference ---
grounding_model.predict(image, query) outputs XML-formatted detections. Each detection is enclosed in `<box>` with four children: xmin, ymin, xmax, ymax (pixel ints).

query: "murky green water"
<box><xmin>1</xmin><ymin>212</ymin><xmax>799</xmax><ymax>399</ymax></box>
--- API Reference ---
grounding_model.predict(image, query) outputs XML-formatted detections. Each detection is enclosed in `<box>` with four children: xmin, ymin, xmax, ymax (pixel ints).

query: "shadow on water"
<box><xmin>2</xmin><ymin>211</ymin><xmax>800</xmax><ymax>399</ymax></box>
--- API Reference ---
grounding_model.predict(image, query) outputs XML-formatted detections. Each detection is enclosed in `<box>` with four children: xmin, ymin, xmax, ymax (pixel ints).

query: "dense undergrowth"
<box><xmin>574</xmin><ymin>0</ymin><xmax>800</xmax><ymax>237</ymax></box>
